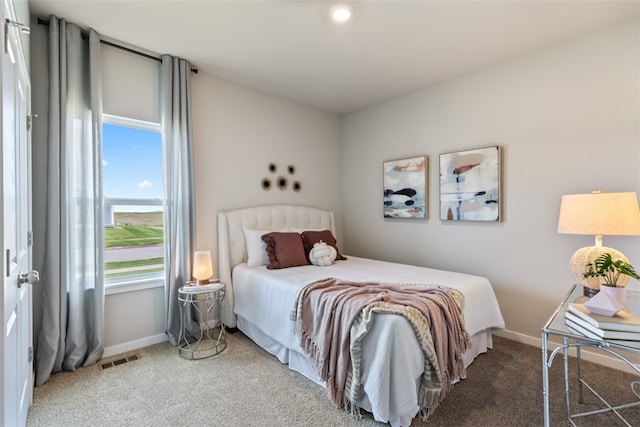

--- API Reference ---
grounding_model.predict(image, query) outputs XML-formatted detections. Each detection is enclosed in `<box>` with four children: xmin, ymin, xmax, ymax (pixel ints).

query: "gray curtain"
<box><xmin>35</xmin><ymin>17</ymin><xmax>104</xmax><ymax>386</ymax></box>
<box><xmin>160</xmin><ymin>55</ymin><xmax>197</xmax><ymax>345</ymax></box>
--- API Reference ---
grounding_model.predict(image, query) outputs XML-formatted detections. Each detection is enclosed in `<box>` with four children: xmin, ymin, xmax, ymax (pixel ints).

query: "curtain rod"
<box><xmin>37</xmin><ymin>18</ymin><xmax>198</xmax><ymax>74</ymax></box>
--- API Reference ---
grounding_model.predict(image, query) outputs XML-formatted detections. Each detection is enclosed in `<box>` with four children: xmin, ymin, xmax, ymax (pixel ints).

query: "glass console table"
<box><xmin>541</xmin><ymin>284</ymin><xmax>640</xmax><ymax>426</ymax></box>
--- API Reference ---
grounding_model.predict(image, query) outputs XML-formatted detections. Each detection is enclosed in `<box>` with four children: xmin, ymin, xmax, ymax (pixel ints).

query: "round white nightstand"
<box><xmin>177</xmin><ymin>282</ymin><xmax>226</xmax><ymax>360</ymax></box>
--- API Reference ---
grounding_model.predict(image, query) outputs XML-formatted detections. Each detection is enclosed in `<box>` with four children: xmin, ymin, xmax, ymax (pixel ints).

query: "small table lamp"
<box><xmin>193</xmin><ymin>250</ymin><xmax>213</xmax><ymax>285</ymax></box>
<box><xmin>557</xmin><ymin>191</ymin><xmax>640</xmax><ymax>296</ymax></box>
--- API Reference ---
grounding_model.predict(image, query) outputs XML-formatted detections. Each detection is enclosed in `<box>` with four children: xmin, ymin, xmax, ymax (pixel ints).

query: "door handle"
<box><xmin>18</xmin><ymin>270</ymin><xmax>39</xmax><ymax>287</ymax></box>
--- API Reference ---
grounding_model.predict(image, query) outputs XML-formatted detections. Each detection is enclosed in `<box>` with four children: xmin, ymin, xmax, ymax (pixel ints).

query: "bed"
<box><xmin>217</xmin><ymin>204</ymin><xmax>505</xmax><ymax>427</ymax></box>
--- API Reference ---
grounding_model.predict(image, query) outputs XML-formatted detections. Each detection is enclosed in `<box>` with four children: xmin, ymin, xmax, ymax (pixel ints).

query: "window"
<box><xmin>103</xmin><ymin>114</ymin><xmax>164</xmax><ymax>285</ymax></box>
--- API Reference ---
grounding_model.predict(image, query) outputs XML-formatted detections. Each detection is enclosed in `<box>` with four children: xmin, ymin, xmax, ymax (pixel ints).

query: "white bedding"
<box><xmin>232</xmin><ymin>256</ymin><xmax>505</xmax><ymax>426</ymax></box>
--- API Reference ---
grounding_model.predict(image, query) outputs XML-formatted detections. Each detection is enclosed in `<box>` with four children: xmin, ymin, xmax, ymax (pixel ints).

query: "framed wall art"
<box><xmin>439</xmin><ymin>146</ymin><xmax>501</xmax><ymax>222</ymax></box>
<box><xmin>383</xmin><ymin>156</ymin><xmax>427</xmax><ymax>219</ymax></box>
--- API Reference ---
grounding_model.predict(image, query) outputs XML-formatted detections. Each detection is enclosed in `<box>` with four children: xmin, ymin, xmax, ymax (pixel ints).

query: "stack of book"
<box><xmin>565</xmin><ymin>302</ymin><xmax>640</xmax><ymax>341</ymax></box>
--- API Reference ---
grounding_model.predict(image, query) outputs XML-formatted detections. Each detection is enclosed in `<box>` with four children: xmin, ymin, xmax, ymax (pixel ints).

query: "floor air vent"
<box><xmin>101</xmin><ymin>353</ymin><xmax>141</xmax><ymax>370</ymax></box>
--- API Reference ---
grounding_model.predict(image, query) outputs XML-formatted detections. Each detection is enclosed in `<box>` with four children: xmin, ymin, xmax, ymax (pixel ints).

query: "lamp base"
<box><xmin>196</xmin><ymin>279</ymin><xmax>210</xmax><ymax>285</ymax></box>
<box><xmin>569</xmin><ymin>245</ymin><xmax>631</xmax><ymax>291</ymax></box>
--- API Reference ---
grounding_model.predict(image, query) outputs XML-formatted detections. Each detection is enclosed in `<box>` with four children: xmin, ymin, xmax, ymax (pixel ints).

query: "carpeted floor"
<box><xmin>27</xmin><ymin>333</ymin><xmax>640</xmax><ymax>426</ymax></box>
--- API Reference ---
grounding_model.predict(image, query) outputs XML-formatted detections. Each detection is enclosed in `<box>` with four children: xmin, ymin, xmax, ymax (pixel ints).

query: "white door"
<box><xmin>2</xmin><ymin>3</ymin><xmax>33</xmax><ymax>426</ymax></box>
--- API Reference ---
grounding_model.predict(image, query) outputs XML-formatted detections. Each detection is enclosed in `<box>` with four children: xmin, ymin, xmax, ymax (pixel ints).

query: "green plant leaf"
<box><xmin>583</xmin><ymin>252</ymin><xmax>640</xmax><ymax>286</ymax></box>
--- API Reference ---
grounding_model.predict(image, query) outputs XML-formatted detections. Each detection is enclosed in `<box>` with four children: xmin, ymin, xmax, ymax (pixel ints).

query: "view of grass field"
<box><xmin>114</xmin><ymin>211</ymin><xmax>163</xmax><ymax>227</ymax></box>
<box><xmin>105</xmin><ymin>212</ymin><xmax>164</xmax><ymax>277</ymax></box>
<box><xmin>105</xmin><ymin>226</ymin><xmax>163</xmax><ymax>248</ymax></box>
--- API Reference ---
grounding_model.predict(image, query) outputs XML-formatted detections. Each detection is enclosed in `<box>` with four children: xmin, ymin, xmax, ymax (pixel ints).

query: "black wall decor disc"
<box><xmin>277</xmin><ymin>176</ymin><xmax>288</xmax><ymax>190</ymax></box>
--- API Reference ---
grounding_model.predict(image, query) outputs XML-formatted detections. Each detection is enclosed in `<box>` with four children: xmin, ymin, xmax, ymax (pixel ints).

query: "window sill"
<box><xmin>105</xmin><ymin>274</ymin><xmax>164</xmax><ymax>295</ymax></box>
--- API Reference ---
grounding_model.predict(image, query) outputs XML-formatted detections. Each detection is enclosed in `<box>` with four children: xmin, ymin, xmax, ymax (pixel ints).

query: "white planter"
<box><xmin>599</xmin><ymin>285</ymin><xmax>627</xmax><ymax>304</ymax></box>
<box><xmin>584</xmin><ymin>285</ymin><xmax>626</xmax><ymax>317</ymax></box>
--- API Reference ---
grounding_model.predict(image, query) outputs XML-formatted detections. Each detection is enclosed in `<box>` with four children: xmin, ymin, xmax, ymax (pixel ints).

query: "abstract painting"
<box><xmin>383</xmin><ymin>156</ymin><xmax>427</xmax><ymax>219</ymax></box>
<box><xmin>439</xmin><ymin>146</ymin><xmax>501</xmax><ymax>221</ymax></box>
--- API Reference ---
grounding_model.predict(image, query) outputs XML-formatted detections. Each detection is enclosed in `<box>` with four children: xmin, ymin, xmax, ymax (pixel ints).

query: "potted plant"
<box><xmin>583</xmin><ymin>252</ymin><xmax>640</xmax><ymax>287</ymax></box>
<box><xmin>582</xmin><ymin>252</ymin><xmax>640</xmax><ymax>309</ymax></box>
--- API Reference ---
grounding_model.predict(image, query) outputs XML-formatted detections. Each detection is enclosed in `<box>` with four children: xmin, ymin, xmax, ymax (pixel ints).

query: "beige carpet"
<box><xmin>27</xmin><ymin>333</ymin><xmax>640</xmax><ymax>426</ymax></box>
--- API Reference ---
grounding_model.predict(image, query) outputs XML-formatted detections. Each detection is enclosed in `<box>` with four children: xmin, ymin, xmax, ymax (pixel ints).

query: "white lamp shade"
<box><xmin>558</xmin><ymin>192</ymin><xmax>640</xmax><ymax>236</ymax></box>
<box><xmin>193</xmin><ymin>250</ymin><xmax>213</xmax><ymax>284</ymax></box>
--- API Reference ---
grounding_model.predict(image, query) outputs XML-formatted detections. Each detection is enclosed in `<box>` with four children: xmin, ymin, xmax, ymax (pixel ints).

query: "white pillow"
<box><xmin>244</xmin><ymin>227</ymin><xmax>287</xmax><ymax>267</ymax></box>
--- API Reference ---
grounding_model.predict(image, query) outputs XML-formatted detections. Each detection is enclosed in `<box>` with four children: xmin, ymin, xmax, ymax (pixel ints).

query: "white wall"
<box><xmin>190</xmin><ymin>73</ymin><xmax>343</xmax><ymax>273</ymax></box>
<box><xmin>103</xmin><ymin>287</ymin><xmax>166</xmax><ymax>354</ymax></box>
<box><xmin>342</xmin><ymin>17</ymin><xmax>640</xmax><ymax>342</ymax></box>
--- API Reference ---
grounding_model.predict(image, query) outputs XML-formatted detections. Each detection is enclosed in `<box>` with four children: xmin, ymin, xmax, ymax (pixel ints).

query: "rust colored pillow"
<box><xmin>262</xmin><ymin>232</ymin><xmax>309</xmax><ymax>270</ymax></box>
<box><xmin>300</xmin><ymin>230</ymin><xmax>347</xmax><ymax>261</ymax></box>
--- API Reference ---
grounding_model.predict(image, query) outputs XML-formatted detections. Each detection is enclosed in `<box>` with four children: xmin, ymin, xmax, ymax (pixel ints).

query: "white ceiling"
<box><xmin>28</xmin><ymin>1</ymin><xmax>640</xmax><ymax>114</ymax></box>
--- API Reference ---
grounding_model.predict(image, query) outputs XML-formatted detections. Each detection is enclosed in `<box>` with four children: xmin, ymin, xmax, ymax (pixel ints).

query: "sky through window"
<box><xmin>103</xmin><ymin>123</ymin><xmax>163</xmax><ymax>212</ymax></box>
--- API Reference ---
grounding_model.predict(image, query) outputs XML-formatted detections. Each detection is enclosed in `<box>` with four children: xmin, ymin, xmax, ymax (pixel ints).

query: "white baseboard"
<box><xmin>494</xmin><ymin>329</ymin><xmax>640</xmax><ymax>374</ymax></box>
<box><xmin>103</xmin><ymin>333</ymin><xmax>168</xmax><ymax>358</ymax></box>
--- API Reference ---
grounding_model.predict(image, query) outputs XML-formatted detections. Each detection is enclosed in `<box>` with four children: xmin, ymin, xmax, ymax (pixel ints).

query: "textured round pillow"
<box><xmin>308</xmin><ymin>241</ymin><xmax>336</xmax><ymax>266</ymax></box>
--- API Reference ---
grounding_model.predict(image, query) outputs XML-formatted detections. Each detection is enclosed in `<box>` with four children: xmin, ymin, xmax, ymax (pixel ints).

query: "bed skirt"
<box><xmin>237</xmin><ymin>313</ymin><xmax>495</xmax><ymax>427</ymax></box>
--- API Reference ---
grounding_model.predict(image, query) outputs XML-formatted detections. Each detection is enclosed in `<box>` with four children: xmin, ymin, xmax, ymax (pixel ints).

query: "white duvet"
<box><xmin>232</xmin><ymin>256</ymin><xmax>505</xmax><ymax>427</ymax></box>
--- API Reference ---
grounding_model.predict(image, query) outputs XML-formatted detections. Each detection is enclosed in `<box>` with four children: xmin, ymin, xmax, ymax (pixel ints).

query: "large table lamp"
<box><xmin>557</xmin><ymin>191</ymin><xmax>640</xmax><ymax>297</ymax></box>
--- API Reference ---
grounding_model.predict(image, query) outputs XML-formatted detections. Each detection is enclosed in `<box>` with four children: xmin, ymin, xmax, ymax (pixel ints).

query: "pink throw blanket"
<box><xmin>292</xmin><ymin>277</ymin><xmax>471</xmax><ymax>413</ymax></box>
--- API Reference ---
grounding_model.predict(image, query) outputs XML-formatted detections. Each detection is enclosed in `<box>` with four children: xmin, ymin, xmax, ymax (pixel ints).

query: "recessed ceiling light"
<box><xmin>330</xmin><ymin>4</ymin><xmax>353</xmax><ymax>24</ymax></box>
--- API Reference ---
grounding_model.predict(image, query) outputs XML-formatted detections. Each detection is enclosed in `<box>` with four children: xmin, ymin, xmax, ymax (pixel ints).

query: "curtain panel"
<box><xmin>34</xmin><ymin>17</ymin><xmax>105</xmax><ymax>386</ymax></box>
<box><xmin>160</xmin><ymin>55</ymin><xmax>198</xmax><ymax>345</ymax></box>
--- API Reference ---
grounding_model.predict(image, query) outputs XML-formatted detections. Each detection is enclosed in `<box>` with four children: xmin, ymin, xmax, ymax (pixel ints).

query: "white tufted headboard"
<box><xmin>217</xmin><ymin>205</ymin><xmax>336</xmax><ymax>327</ymax></box>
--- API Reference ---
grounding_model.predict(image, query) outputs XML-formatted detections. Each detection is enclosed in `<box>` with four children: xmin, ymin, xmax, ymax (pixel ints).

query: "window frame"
<box><xmin>102</xmin><ymin>114</ymin><xmax>165</xmax><ymax>294</ymax></box>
